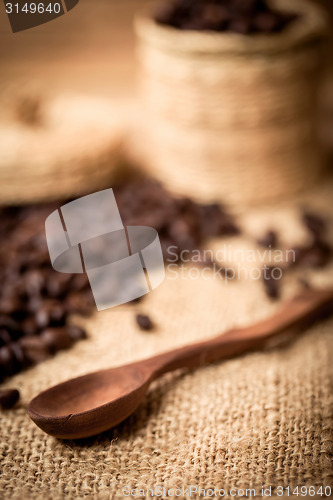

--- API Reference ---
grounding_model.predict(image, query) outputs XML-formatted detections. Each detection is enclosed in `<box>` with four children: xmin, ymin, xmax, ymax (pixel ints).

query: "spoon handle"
<box><xmin>144</xmin><ymin>287</ymin><xmax>333</xmax><ymax>379</ymax></box>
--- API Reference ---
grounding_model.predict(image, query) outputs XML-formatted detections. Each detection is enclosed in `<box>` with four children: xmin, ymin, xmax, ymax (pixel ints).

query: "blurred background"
<box><xmin>1</xmin><ymin>1</ymin><xmax>333</xmax><ymax>496</ymax></box>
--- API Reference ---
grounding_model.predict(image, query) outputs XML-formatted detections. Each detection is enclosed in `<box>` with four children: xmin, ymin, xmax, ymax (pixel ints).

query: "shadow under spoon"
<box><xmin>28</xmin><ymin>287</ymin><xmax>333</xmax><ymax>439</ymax></box>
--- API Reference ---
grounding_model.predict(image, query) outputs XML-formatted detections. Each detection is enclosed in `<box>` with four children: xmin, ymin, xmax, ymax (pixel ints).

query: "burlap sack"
<box><xmin>0</xmin><ymin>179</ymin><xmax>333</xmax><ymax>499</ymax></box>
<box><xmin>135</xmin><ymin>0</ymin><xmax>328</xmax><ymax>207</ymax></box>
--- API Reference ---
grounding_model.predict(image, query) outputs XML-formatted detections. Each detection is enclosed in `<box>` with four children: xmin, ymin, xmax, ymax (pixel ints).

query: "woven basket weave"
<box><xmin>0</xmin><ymin>94</ymin><xmax>123</xmax><ymax>205</ymax></box>
<box><xmin>135</xmin><ymin>0</ymin><xmax>328</xmax><ymax>207</ymax></box>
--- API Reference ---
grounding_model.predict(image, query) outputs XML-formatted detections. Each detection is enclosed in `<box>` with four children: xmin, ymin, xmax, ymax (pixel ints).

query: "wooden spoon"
<box><xmin>28</xmin><ymin>287</ymin><xmax>333</xmax><ymax>439</ymax></box>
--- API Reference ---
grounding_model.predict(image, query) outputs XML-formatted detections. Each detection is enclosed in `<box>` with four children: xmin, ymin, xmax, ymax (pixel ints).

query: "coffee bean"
<box><xmin>46</xmin><ymin>272</ymin><xmax>73</xmax><ymax>298</ymax></box>
<box><xmin>302</xmin><ymin>211</ymin><xmax>326</xmax><ymax>238</ymax></box>
<box><xmin>0</xmin><ymin>295</ymin><xmax>20</xmax><ymax>315</ymax></box>
<box><xmin>23</xmin><ymin>269</ymin><xmax>45</xmax><ymax>297</ymax></box>
<box><xmin>66</xmin><ymin>293</ymin><xmax>93</xmax><ymax>316</ymax></box>
<box><xmin>0</xmin><ymin>389</ymin><xmax>20</xmax><ymax>410</ymax></box>
<box><xmin>253</xmin><ymin>11</ymin><xmax>279</xmax><ymax>32</ymax></box>
<box><xmin>0</xmin><ymin>346</ymin><xmax>16</xmax><ymax>377</ymax></box>
<box><xmin>67</xmin><ymin>325</ymin><xmax>87</xmax><ymax>341</ymax></box>
<box><xmin>21</xmin><ymin>317</ymin><xmax>38</xmax><ymax>336</ymax></box>
<box><xmin>136</xmin><ymin>314</ymin><xmax>154</xmax><ymax>331</ymax></box>
<box><xmin>301</xmin><ymin>240</ymin><xmax>331</xmax><ymax>269</ymax></box>
<box><xmin>229</xmin><ymin>16</ymin><xmax>252</xmax><ymax>34</ymax></box>
<box><xmin>40</xmin><ymin>328</ymin><xmax>74</xmax><ymax>353</ymax></box>
<box><xmin>10</xmin><ymin>342</ymin><xmax>27</xmax><ymax>371</ymax></box>
<box><xmin>71</xmin><ymin>273</ymin><xmax>89</xmax><ymax>293</ymax></box>
<box><xmin>263</xmin><ymin>266</ymin><xmax>280</xmax><ymax>300</ymax></box>
<box><xmin>0</xmin><ymin>329</ymin><xmax>11</xmax><ymax>347</ymax></box>
<box><xmin>0</xmin><ymin>316</ymin><xmax>20</xmax><ymax>335</ymax></box>
<box><xmin>20</xmin><ymin>336</ymin><xmax>50</xmax><ymax>364</ymax></box>
<box><xmin>35</xmin><ymin>300</ymin><xmax>66</xmax><ymax>329</ymax></box>
<box><xmin>257</xmin><ymin>230</ymin><xmax>278</xmax><ymax>248</ymax></box>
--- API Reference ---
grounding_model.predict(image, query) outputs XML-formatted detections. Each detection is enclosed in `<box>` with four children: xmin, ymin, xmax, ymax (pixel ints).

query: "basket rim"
<box><xmin>135</xmin><ymin>0</ymin><xmax>328</xmax><ymax>55</ymax></box>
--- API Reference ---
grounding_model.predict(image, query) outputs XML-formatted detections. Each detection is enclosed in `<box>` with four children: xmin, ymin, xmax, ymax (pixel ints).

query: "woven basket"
<box><xmin>0</xmin><ymin>93</ymin><xmax>123</xmax><ymax>205</ymax></box>
<box><xmin>135</xmin><ymin>0</ymin><xmax>328</xmax><ymax>207</ymax></box>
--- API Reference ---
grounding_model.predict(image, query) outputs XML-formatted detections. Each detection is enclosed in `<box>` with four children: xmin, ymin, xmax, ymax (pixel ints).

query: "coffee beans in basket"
<box><xmin>154</xmin><ymin>0</ymin><xmax>298</xmax><ymax>34</ymax></box>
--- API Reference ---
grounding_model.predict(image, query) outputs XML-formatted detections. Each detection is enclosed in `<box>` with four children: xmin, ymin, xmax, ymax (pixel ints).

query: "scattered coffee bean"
<box><xmin>300</xmin><ymin>239</ymin><xmax>331</xmax><ymax>269</ymax></box>
<box><xmin>20</xmin><ymin>335</ymin><xmax>50</xmax><ymax>364</ymax></box>
<box><xmin>136</xmin><ymin>314</ymin><xmax>154</xmax><ymax>331</ymax></box>
<box><xmin>287</xmin><ymin>239</ymin><xmax>332</xmax><ymax>270</ymax></box>
<box><xmin>0</xmin><ymin>346</ymin><xmax>16</xmax><ymax>379</ymax></box>
<box><xmin>40</xmin><ymin>328</ymin><xmax>74</xmax><ymax>354</ymax></box>
<box><xmin>302</xmin><ymin>211</ymin><xmax>327</xmax><ymax>238</ymax></box>
<box><xmin>263</xmin><ymin>266</ymin><xmax>280</xmax><ymax>300</ymax></box>
<box><xmin>67</xmin><ymin>325</ymin><xmax>87</xmax><ymax>341</ymax></box>
<box><xmin>298</xmin><ymin>277</ymin><xmax>311</xmax><ymax>289</ymax></box>
<box><xmin>0</xmin><ymin>388</ymin><xmax>20</xmax><ymax>410</ymax></box>
<box><xmin>257</xmin><ymin>230</ymin><xmax>277</xmax><ymax>248</ymax></box>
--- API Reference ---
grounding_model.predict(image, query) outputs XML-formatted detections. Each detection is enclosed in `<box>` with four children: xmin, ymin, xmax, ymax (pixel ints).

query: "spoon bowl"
<box><xmin>28</xmin><ymin>364</ymin><xmax>152</xmax><ymax>439</ymax></box>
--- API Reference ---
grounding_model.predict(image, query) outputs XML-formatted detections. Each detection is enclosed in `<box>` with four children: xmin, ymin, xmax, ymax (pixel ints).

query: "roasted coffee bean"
<box><xmin>40</xmin><ymin>327</ymin><xmax>74</xmax><ymax>353</ymax></box>
<box><xmin>229</xmin><ymin>16</ymin><xmax>252</xmax><ymax>34</ymax></box>
<box><xmin>253</xmin><ymin>12</ymin><xmax>279</xmax><ymax>32</ymax></box>
<box><xmin>20</xmin><ymin>336</ymin><xmax>50</xmax><ymax>364</ymax></box>
<box><xmin>35</xmin><ymin>300</ymin><xmax>66</xmax><ymax>329</ymax></box>
<box><xmin>301</xmin><ymin>239</ymin><xmax>331</xmax><ymax>269</ymax></box>
<box><xmin>257</xmin><ymin>230</ymin><xmax>278</xmax><ymax>248</ymax></box>
<box><xmin>21</xmin><ymin>317</ymin><xmax>38</xmax><ymax>336</ymax></box>
<box><xmin>0</xmin><ymin>329</ymin><xmax>11</xmax><ymax>347</ymax></box>
<box><xmin>200</xmin><ymin>4</ymin><xmax>229</xmax><ymax>29</ymax></box>
<box><xmin>0</xmin><ymin>295</ymin><xmax>20</xmax><ymax>315</ymax></box>
<box><xmin>263</xmin><ymin>267</ymin><xmax>280</xmax><ymax>300</ymax></box>
<box><xmin>46</xmin><ymin>272</ymin><xmax>73</xmax><ymax>298</ymax></box>
<box><xmin>10</xmin><ymin>342</ymin><xmax>27</xmax><ymax>371</ymax></box>
<box><xmin>0</xmin><ymin>346</ymin><xmax>16</xmax><ymax>377</ymax></box>
<box><xmin>298</xmin><ymin>277</ymin><xmax>311</xmax><ymax>289</ymax></box>
<box><xmin>67</xmin><ymin>325</ymin><xmax>87</xmax><ymax>341</ymax></box>
<box><xmin>136</xmin><ymin>314</ymin><xmax>154</xmax><ymax>331</ymax></box>
<box><xmin>23</xmin><ymin>269</ymin><xmax>45</xmax><ymax>297</ymax></box>
<box><xmin>0</xmin><ymin>389</ymin><xmax>20</xmax><ymax>409</ymax></box>
<box><xmin>66</xmin><ymin>292</ymin><xmax>94</xmax><ymax>316</ymax></box>
<box><xmin>0</xmin><ymin>316</ymin><xmax>20</xmax><ymax>335</ymax></box>
<box><xmin>302</xmin><ymin>211</ymin><xmax>326</xmax><ymax>238</ymax></box>
<box><xmin>71</xmin><ymin>273</ymin><xmax>89</xmax><ymax>293</ymax></box>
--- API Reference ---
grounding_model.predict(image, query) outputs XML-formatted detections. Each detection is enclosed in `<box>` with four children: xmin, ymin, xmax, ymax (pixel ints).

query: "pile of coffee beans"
<box><xmin>114</xmin><ymin>178</ymin><xmax>239</xmax><ymax>260</ymax></box>
<box><xmin>0</xmin><ymin>179</ymin><xmax>239</xmax><ymax>390</ymax></box>
<box><xmin>154</xmin><ymin>0</ymin><xmax>298</xmax><ymax>34</ymax></box>
<box><xmin>0</xmin><ymin>203</ymin><xmax>91</xmax><ymax>386</ymax></box>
